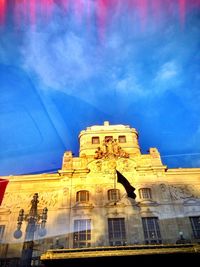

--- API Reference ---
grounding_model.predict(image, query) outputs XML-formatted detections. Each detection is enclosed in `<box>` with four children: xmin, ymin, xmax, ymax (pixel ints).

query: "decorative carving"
<box><xmin>159</xmin><ymin>183</ymin><xmax>170</xmax><ymax>200</ymax></box>
<box><xmin>117</xmin><ymin>159</ymin><xmax>130</xmax><ymax>172</ymax></box>
<box><xmin>95</xmin><ymin>160</ymin><xmax>102</xmax><ymax>171</ymax></box>
<box><xmin>88</xmin><ymin>158</ymin><xmax>136</xmax><ymax>174</ymax></box>
<box><xmin>94</xmin><ymin>139</ymin><xmax>129</xmax><ymax>159</ymax></box>
<box><xmin>35</xmin><ymin>192</ymin><xmax>59</xmax><ymax>208</ymax></box>
<box><xmin>149</xmin><ymin>148</ymin><xmax>160</xmax><ymax>158</ymax></box>
<box><xmin>95</xmin><ymin>186</ymin><xmax>103</xmax><ymax>193</ymax></box>
<box><xmin>4</xmin><ymin>191</ymin><xmax>59</xmax><ymax>209</ymax></box>
<box><xmin>80</xmin><ymin>153</ymin><xmax>88</xmax><ymax>168</ymax></box>
<box><xmin>73</xmin><ymin>202</ymin><xmax>94</xmax><ymax>210</ymax></box>
<box><xmin>3</xmin><ymin>192</ymin><xmax>31</xmax><ymax>209</ymax></box>
<box><xmin>62</xmin><ymin>188</ymin><xmax>69</xmax><ymax>207</ymax></box>
<box><xmin>169</xmin><ymin>185</ymin><xmax>197</xmax><ymax>200</ymax></box>
<box><xmin>62</xmin><ymin>151</ymin><xmax>73</xmax><ymax>169</ymax></box>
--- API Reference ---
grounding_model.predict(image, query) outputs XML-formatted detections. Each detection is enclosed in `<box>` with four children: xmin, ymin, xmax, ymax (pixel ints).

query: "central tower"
<box><xmin>79</xmin><ymin>121</ymin><xmax>141</xmax><ymax>160</ymax></box>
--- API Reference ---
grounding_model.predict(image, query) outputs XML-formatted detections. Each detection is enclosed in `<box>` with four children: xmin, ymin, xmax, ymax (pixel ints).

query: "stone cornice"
<box><xmin>135</xmin><ymin>166</ymin><xmax>167</xmax><ymax>172</ymax></box>
<box><xmin>3</xmin><ymin>173</ymin><xmax>61</xmax><ymax>182</ymax></box>
<box><xmin>165</xmin><ymin>168</ymin><xmax>200</xmax><ymax>175</ymax></box>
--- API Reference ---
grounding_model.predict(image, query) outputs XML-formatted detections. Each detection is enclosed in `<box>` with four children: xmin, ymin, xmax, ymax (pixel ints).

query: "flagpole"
<box><xmin>114</xmin><ymin>167</ymin><xmax>117</xmax><ymax>205</ymax></box>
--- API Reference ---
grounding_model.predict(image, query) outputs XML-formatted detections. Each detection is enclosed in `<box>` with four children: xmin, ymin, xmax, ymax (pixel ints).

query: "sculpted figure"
<box><xmin>107</xmin><ymin>139</ymin><xmax>114</xmax><ymax>155</ymax></box>
<box><xmin>113</xmin><ymin>139</ymin><xmax>119</xmax><ymax>157</ymax></box>
<box><xmin>102</xmin><ymin>140</ymin><xmax>108</xmax><ymax>156</ymax></box>
<box><xmin>94</xmin><ymin>147</ymin><xmax>103</xmax><ymax>159</ymax></box>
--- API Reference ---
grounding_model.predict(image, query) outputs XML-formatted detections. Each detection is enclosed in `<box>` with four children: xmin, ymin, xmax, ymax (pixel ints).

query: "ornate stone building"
<box><xmin>0</xmin><ymin>121</ymin><xmax>200</xmax><ymax>265</ymax></box>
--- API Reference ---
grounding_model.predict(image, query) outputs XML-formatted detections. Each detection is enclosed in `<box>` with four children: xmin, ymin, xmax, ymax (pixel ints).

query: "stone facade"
<box><xmin>0</xmin><ymin>121</ymin><xmax>200</xmax><ymax>264</ymax></box>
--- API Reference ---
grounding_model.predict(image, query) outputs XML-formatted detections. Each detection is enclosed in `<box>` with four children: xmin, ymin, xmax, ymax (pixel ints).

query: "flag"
<box><xmin>116</xmin><ymin>170</ymin><xmax>136</xmax><ymax>199</ymax></box>
<box><xmin>0</xmin><ymin>178</ymin><xmax>9</xmax><ymax>205</ymax></box>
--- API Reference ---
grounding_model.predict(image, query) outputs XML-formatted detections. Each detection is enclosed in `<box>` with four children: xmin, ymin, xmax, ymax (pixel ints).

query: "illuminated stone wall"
<box><xmin>1</xmin><ymin>122</ymin><xmax>200</xmax><ymax>260</ymax></box>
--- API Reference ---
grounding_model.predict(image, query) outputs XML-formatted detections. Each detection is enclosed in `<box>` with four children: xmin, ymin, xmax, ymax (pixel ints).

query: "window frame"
<box><xmin>76</xmin><ymin>190</ymin><xmax>89</xmax><ymax>202</ymax></box>
<box><xmin>142</xmin><ymin>217</ymin><xmax>162</xmax><ymax>244</ymax></box>
<box><xmin>105</xmin><ymin>136</ymin><xmax>113</xmax><ymax>142</ymax></box>
<box><xmin>108</xmin><ymin>189</ymin><xmax>120</xmax><ymax>202</ymax></box>
<box><xmin>189</xmin><ymin>216</ymin><xmax>200</xmax><ymax>239</ymax></box>
<box><xmin>92</xmin><ymin>136</ymin><xmax>100</xmax><ymax>144</ymax></box>
<box><xmin>139</xmin><ymin>188</ymin><xmax>152</xmax><ymax>199</ymax></box>
<box><xmin>0</xmin><ymin>225</ymin><xmax>5</xmax><ymax>243</ymax></box>
<box><xmin>73</xmin><ymin>219</ymin><xmax>91</xmax><ymax>248</ymax></box>
<box><xmin>118</xmin><ymin>135</ymin><xmax>126</xmax><ymax>143</ymax></box>
<box><xmin>108</xmin><ymin>218</ymin><xmax>126</xmax><ymax>246</ymax></box>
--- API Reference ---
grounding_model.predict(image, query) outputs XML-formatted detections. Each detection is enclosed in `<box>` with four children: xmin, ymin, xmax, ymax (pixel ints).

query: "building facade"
<box><xmin>1</xmin><ymin>121</ymin><xmax>200</xmax><ymax>265</ymax></box>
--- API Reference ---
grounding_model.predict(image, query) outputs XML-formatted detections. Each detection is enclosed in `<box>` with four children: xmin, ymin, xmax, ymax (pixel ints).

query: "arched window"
<box><xmin>108</xmin><ymin>189</ymin><xmax>120</xmax><ymax>201</ymax></box>
<box><xmin>76</xmin><ymin>190</ymin><xmax>89</xmax><ymax>202</ymax></box>
<box><xmin>139</xmin><ymin>188</ymin><xmax>152</xmax><ymax>199</ymax></box>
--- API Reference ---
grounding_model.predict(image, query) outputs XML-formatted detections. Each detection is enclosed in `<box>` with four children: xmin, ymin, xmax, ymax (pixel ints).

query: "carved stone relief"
<box><xmin>3</xmin><ymin>191</ymin><xmax>59</xmax><ymax>210</ymax></box>
<box><xmin>95</xmin><ymin>186</ymin><xmax>103</xmax><ymax>194</ymax></box>
<box><xmin>38</xmin><ymin>192</ymin><xmax>59</xmax><ymax>208</ymax></box>
<box><xmin>159</xmin><ymin>183</ymin><xmax>171</xmax><ymax>200</ymax></box>
<box><xmin>88</xmin><ymin>158</ymin><xmax>136</xmax><ymax>174</ymax></box>
<box><xmin>94</xmin><ymin>139</ymin><xmax>129</xmax><ymax>159</ymax></box>
<box><xmin>62</xmin><ymin>188</ymin><xmax>69</xmax><ymax>207</ymax></box>
<box><xmin>3</xmin><ymin>192</ymin><xmax>40</xmax><ymax>210</ymax></box>
<box><xmin>62</xmin><ymin>151</ymin><xmax>73</xmax><ymax>169</ymax></box>
<box><xmin>168</xmin><ymin>185</ymin><xmax>197</xmax><ymax>200</ymax></box>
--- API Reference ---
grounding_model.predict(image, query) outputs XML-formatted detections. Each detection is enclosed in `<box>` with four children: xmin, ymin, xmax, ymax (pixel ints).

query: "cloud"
<box><xmin>20</xmin><ymin>1</ymin><xmax>200</xmax><ymax>114</ymax></box>
<box><xmin>151</xmin><ymin>59</ymin><xmax>183</xmax><ymax>95</ymax></box>
<box><xmin>114</xmin><ymin>73</ymin><xmax>146</xmax><ymax>98</ymax></box>
<box><xmin>22</xmin><ymin>29</ymin><xmax>96</xmax><ymax>92</ymax></box>
<box><xmin>156</xmin><ymin>61</ymin><xmax>179</xmax><ymax>80</ymax></box>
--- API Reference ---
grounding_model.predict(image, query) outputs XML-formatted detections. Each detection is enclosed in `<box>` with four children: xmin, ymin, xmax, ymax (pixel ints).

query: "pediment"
<box><xmin>72</xmin><ymin>202</ymin><xmax>94</xmax><ymax>209</ymax></box>
<box><xmin>138</xmin><ymin>199</ymin><xmax>158</xmax><ymax>207</ymax></box>
<box><xmin>183</xmin><ymin>198</ymin><xmax>200</xmax><ymax>206</ymax></box>
<box><xmin>0</xmin><ymin>208</ymin><xmax>11</xmax><ymax>215</ymax></box>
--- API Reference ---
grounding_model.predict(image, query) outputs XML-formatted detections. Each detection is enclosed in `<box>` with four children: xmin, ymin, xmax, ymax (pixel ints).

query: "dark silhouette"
<box><xmin>116</xmin><ymin>170</ymin><xmax>136</xmax><ymax>199</ymax></box>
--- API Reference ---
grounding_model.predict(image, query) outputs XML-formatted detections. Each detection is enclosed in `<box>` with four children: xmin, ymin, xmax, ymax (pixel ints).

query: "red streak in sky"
<box><xmin>179</xmin><ymin>0</ymin><xmax>186</xmax><ymax>26</ymax></box>
<box><xmin>151</xmin><ymin>0</ymin><xmax>161</xmax><ymax>23</ymax></box>
<box><xmin>0</xmin><ymin>0</ymin><xmax>6</xmax><ymax>26</ymax></box>
<box><xmin>138</xmin><ymin>0</ymin><xmax>148</xmax><ymax>30</ymax></box>
<box><xmin>97</xmin><ymin>0</ymin><xmax>108</xmax><ymax>40</ymax></box>
<box><xmin>73</xmin><ymin>0</ymin><xmax>84</xmax><ymax>22</ymax></box>
<box><xmin>43</xmin><ymin>0</ymin><xmax>53</xmax><ymax>19</ymax></box>
<box><xmin>29</xmin><ymin>0</ymin><xmax>36</xmax><ymax>25</ymax></box>
<box><xmin>1</xmin><ymin>0</ymin><xmax>200</xmax><ymax>31</ymax></box>
<box><xmin>60</xmin><ymin>0</ymin><xmax>69</xmax><ymax>12</ymax></box>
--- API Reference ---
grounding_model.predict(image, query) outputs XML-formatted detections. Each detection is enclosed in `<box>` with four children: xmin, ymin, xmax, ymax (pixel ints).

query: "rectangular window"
<box><xmin>142</xmin><ymin>217</ymin><xmax>162</xmax><ymax>244</ymax></box>
<box><xmin>108</xmin><ymin>189</ymin><xmax>120</xmax><ymax>202</ymax></box>
<box><xmin>190</xmin><ymin>216</ymin><xmax>200</xmax><ymax>239</ymax></box>
<box><xmin>0</xmin><ymin>225</ymin><xmax>5</xmax><ymax>243</ymax></box>
<box><xmin>108</xmin><ymin>218</ymin><xmax>126</xmax><ymax>246</ymax></box>
<box><xmin>76</xmin><ymin>190</ymin><xmax>89</xmax><ymax>202</ymax></box>
<box><xmin>139</xmin><ymin>188</ymin><xmax>152</xmax><ymax>199</ymax></box>
<box><xmin>92</xmin><ymin>136</ymin><xmax>100</xmax><ymax>144</ymax></box>
<box><xmin>73</xmin><ymin>219</ymin><xmax>91</xmax><ymax>248</ymax></box>
<box><xmin>105</xmin><ymin>136</ymin><xmax>113</xmax><ymax>142</ymax></box>
<box><xmin>118</xmin><ymin>135</ymin><xmax>126</xmax><ymax>143</ymax></box>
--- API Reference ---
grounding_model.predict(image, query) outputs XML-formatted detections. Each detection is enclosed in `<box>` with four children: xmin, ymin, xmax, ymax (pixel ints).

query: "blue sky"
<box><xmin>0</xmin><ymin>0</ymin><xmax>200</xmax><ymax>175</ymax></box>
